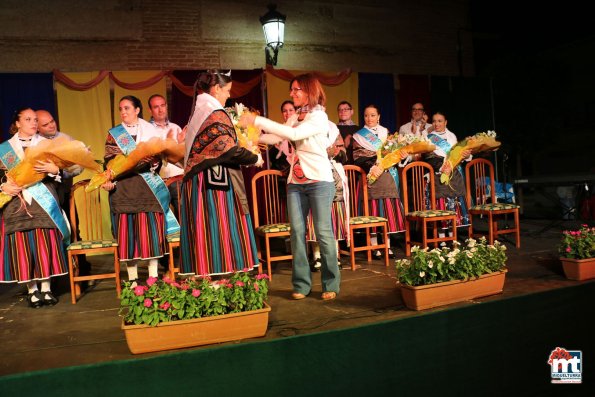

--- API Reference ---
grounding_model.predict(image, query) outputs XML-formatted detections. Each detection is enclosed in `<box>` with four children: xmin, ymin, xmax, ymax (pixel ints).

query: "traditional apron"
<box><xmin>109</xmin><ymin>125</ymin><xmax>180</xmax><ymax>235</ymax></box>
<box><xmin>354</xmin><ymin>127</ymin><xmax>400</xmax><ymax>190</ymax></box>
<box><xmin>0</xmin><ymin>141</ymin><xmax>70</xmax><ymax>243</ymax></box>
<box><xmin>427</xmin><ymin>132</ymin><xmax>463</xmax><ymax>176</ymax></box>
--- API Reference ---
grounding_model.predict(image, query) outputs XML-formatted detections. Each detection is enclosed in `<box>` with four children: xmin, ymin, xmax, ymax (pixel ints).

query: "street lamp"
<box><xmin>260</xmin><ymin>4</ymin><xmax>286</xmax><ymax>66</ymax></box>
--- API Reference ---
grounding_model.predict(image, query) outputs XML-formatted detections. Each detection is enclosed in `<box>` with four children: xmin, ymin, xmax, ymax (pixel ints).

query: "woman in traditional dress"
<box><xmin>101</xmin><ymin>96</ymin><xmax>178</xmax><ymax>285</ymax></box>
<box><xmin>352</xmin><ymin>104</ymin><xmax>406</xmax><ymax>257</ymax></box>
<box><xmin>0</xmin><ymin>108</ymin><xmax>68</xmax><ymax>307</ymax></box>
<box><xmin>422</xmin><ymin>111</ymin><xmax>471</xmax><ymax>229</ymax></box>
<box><xmin>240</xmin><ymin>73</ymin><xmax>340</xmax><ymax>301</ymax></box>
<box><xmin>180</xmin><ymin>69</ymin><xmax>262</xmax><ymax>276</ymax></box>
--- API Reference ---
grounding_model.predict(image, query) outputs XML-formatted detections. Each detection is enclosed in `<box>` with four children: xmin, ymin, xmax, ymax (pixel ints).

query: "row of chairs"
<box><xmin>65</xmin><ymin>158</ymin><xmax>519</xmax><ymax>302</ymax></box>
<box><xmin>252</xmin><ymin>159</ymin><xmax>520</xmax><ymax>279</ymax></box>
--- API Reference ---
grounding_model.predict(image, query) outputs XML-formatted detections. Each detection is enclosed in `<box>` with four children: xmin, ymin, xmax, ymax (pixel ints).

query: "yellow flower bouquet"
<box><xmin>225</xmin><ymin>103</ymin><xmax>261</xmax><ymax>154</ymax></box>
<box><xmin>368</xmin><ymin>134</ymin><xmax>436</xmax><ymax>184</ymax></box>
<box><xmin>0</xmin><ymin>136</ymin><xmax>101</xmax><ymax>209</ymax></box>
<box><xmin>86</xmin><ymin>137</ymin><xmax>184</xmax><ymax>192</ymax></box>
<box><xmin>440</xmin><ymin>130</ymin><xmax>501</xmax><ymax>184</ymax></box>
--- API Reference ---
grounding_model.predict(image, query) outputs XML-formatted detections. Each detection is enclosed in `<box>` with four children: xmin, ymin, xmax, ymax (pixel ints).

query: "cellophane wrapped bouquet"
<box><xmin>368</xmin><ymin>133</ymin><xmax>436</xmax><ymax>184</ymax></box>
<box><xmin>86</xmin><ymin>137</ymin><xmax>184</xmax><ymax>192</ymax></box>
<box><xmin>440</xmin><ymin>130</ymin><xmax>501</xmax><ymax>184</ymax></box>
<box><xmin>0</xmin><ymin>136</ymin><xmax>101</xmax><ymax>208</ymax></box>
<box><xmin>225</xmin><ymin>103</ymin><xmax>261</xmax><ymax>154</ymax></box>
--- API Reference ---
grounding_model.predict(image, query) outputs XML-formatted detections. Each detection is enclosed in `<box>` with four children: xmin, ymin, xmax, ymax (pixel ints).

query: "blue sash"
<box><xmin>109</xmin><ymin>125</ymin><xmax>180</xmax><ymax>235</ymax></box>
<box><xmin>355</xmin><ymin>127</ymin><xmax>400</xmax><ymax>190</ymax></box>
<box><xmin>427</xmin><ymin>133</ymin><xmax>463</xmax><ymax>176</ymax></box>
<box><xmin>0</xmin><ymin>141</ymin><xmax>70</xmax><ymax>242</ymax></box>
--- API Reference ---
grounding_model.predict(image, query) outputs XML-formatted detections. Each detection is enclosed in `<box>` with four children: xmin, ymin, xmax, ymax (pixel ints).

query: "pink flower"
<box><xmin>254</xmin><ymin>283</ymin><xmax>259</xmax><ymax>292</ymax></box>
<box><xmin>242</xmin><ymin>267</ymin><xmax>250</xmax><ymax>272</ymax></box>
<box><xmin>163</xmin><ymin>276</ymin><xmax>172</xmax><ymax>284</ymax></box>
<box><xmin>235</xmin><ymin>281</ymin><xmax>245</xmax><ymax>287</ymax></box>
<box><xmin>180</xmin><ymin>283</ymin><xmax>190</xmax><ymax>290</ymax></box>
<box><xmin>134</xmin><ymin>286</ymin><xmax>146</xmax><ymax>296</ymax></box>
<box><xmin>226</xmin><ymin>283</ymin><xmax>233</xmax><ymax>288</ymax></box>
<box><xmin>143</xmin><ymin>298</ymin><xmax>153</xmax><ymax>307</ymax></box>
<box><xmin>566</xmin><ymin>247</ymin><xmax>571</xmax><ymax>252</ymax></box>
<box><xmin>146</xmin><ymin>276</ymin><xmax>158</xmax><ymax>286</ymax></box>
<box><xmin>192</xmin><ymin>289</ymin><xmax>201</xmax><ymax>297</ymax></box>
<box><xmin>172</xmin><ymin>282</ymin><xmax>181</xmax><ymax>288</ymax></box>
<box><xmin>256</xmin><ymin>274</ymin><xmax>269</xmax><ymax>280</ymax></box>
<box><xmin>160</xmin><ymin>302</ymin><xmax>171</xmax><ymax>310</ymax></box>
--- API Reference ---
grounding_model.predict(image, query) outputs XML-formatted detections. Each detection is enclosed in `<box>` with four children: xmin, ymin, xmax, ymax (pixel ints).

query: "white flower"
<box><xmin>467</xmin><ymin>238</ymin><xmax>476</xmax><ymax>247</ymax></box>
<box><xmin>428</xmin><ymin>260</ymin><xmax>434</xmax><ymax>269</ymax></box>
<box><xmin>419</xmin><ymin>271</ymin><xmax>425</xmax><ymax>277</ymax></box>
<box><xmin>411</xmin><ymin>246</ymin><xmax>420</xmax><ymax>253</ymax></box>
<box><xmin>440</xmin><ymin>242</ymin><xmax>447</xmax><ymax>247</ymax></box>
<box><xmin>466</xmin><ymin>251</ymin><xmax>474</xmax><ymax>258</ymax></box>
<box><xmin>448</xmin><ymin>258</ymin><xmax>455</xmax><ymax>265</ymax></box>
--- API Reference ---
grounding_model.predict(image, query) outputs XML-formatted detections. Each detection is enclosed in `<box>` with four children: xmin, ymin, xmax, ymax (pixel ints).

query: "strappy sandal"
<box><xmin>291</xmin><ymin>292</ymin><xmax>307</xmax><ymax>300</ymax></box>
<box><xmin>321</xmin><ymin>291</ymin><xmax>337</xmax><ymax>301</ymax></box>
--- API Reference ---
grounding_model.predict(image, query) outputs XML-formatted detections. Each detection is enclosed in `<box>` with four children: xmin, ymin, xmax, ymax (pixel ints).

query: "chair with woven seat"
<box><xmin>251</xmin><ymin>169</ymin><xmax>292</xmax><ymax>280</ymax></box>
<box><xmin>401</xmin><ymin>161</ymin><xmax>457</xmax><ymax>256</ymax></box>
<box><xmin>67</xmin><ymin>179</ymin><xmax>120</xmax><ymax>304</ymax></box>
<box><xmin>338</xmin><ymin>165</ymin><xmax>390</xmax><ymax>270</ymax></box>
<box><xmin>165</xmin><ymin>175</ymin><xmax>183</xmax><ymax>279</ymax></box>
<box><xmin>465</xmin><ymin>158</ymin><xmax>520</xmax><ymax>247</ymax></box>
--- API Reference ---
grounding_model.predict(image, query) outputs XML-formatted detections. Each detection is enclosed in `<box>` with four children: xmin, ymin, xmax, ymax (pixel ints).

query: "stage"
<box><xmin>0</xmin><ymin>219</ymin><xmax>593</xmax><ymax>396</ymax></box>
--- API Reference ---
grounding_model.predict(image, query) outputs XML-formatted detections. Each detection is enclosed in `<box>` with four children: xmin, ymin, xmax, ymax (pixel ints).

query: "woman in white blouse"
<box><xmin>240</xmin><ymin>74</ymin><xmax>340</xmax><ymax>301</ymax></box>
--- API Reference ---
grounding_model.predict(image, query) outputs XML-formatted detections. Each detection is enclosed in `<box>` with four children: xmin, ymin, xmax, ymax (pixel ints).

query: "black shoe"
<box><xmin>41</xmin><ymin>291</ymin><xmax>59</xmax><ymax>306</ymax></box>
<box><xmin>27</xmin><ymin>291</ymin><xmax>44</xmax><ymax>309</ymax></box>
<box><xmin>310</xmin><ymin>258</ymin><xmax>321</xmax><ymax>272</ymax></box>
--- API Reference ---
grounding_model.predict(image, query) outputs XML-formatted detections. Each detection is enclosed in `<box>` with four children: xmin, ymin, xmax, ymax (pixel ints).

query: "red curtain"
<box><xmin>396</xmin><ymin>75</ymin><xmax>431</xmax><ymax>129</ymax></box>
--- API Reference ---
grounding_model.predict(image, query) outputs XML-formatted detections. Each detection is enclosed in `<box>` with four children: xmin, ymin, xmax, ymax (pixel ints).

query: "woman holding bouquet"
<box><xmin>352</xmin><ymin>104</ymin><xmax>406</xmax><ymax>257</ymax></box>
<box><xmin>0</xmin><ymin>108</ymin><xmax>68</xmax><ymax>307</ymax></box>
<box><xmin>102</xmin><ymin>96</ymin><xmax>176</xmax><ymax>285</ymax></box>
<box><xmin>239</xmin><ymin>73</ymin><xmax>340</xmax><ymax>301</ymax></box>
<box><xmin>180</xmin><ymin>69</ymin><xmax>262</xmax><ymax>276</ymax></box>
<box><xmin>422</xmin><ymin>111</ymin><xmax>470</xmax><ymax>228</ymax></box>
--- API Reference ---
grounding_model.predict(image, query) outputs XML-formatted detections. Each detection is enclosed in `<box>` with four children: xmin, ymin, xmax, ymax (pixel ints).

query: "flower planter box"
<box><xmin>122</xmin><ymin>303</ymin><xmax>271</xmax><ymax>354</ymax></box>
<box><xmin>399</xmin><ymin>270</ymin><xmax>507</xmax><ymax>311</ymax></box>
<box><xmin>560</xmin><ymin>257</ymin><xmax>595</xmax><ymax>281</ymax></box>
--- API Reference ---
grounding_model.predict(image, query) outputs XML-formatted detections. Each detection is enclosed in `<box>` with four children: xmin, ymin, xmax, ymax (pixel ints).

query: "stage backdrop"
<box><xmin>358</xmin><ymin>73</ymin><xmax>397</xmax><ymax>133</ymax></box>
<box><xmin>0</xmin><ymin>73</ymin><xmax>55</xmax><ymax>141</ymax></box>
<box><xmin>111</xmin><ymin>71</ymin><xmax>167</xmax><ymax>125</ymax></box>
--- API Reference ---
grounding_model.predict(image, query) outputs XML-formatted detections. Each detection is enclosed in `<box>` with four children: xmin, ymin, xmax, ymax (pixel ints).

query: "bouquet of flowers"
<box><xmin>440</xmin><ymin>130</ymin><xmax>501</xmax><ymax>184</ymax></box>
<box><xmin>119</xmin><ymin>271</ymin><xmax>269</xmax><ymax>326</ymax></box>
<box><xmin>0</xmin><ymin>136</ymin><xmax>101</xmax><ymax>208</ymax></box>
<box><xmin>85</xmin><ymin>137</ymin><xmax>184</xmax><ymax>192</ymax></box>
<box><xmin>225</xmin><ymin>103</ymin><xmax>261</xmax><ymax>154</ymax></box>
<box><xmin>368</xmin><ymin>133</ymin><xmax>436</xmax><ymax>184</ymax></box>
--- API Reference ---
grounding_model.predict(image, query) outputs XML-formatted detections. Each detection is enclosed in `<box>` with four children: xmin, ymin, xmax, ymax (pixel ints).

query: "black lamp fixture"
<box><xmin>260</xmin><ymin>4</ymin><xmax>286</xmax><ymax>66</ymax></box>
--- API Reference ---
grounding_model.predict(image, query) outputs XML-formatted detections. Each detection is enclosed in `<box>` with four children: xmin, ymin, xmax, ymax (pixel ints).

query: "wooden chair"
<box><xmin>400</xmin><ymin>161</ymin><xmax>457</xmax><ymax>256</ymax></box>
<box><xmin>67</xmin><ymin>180</ymin><xmax>120</xmax><ymax>304</ymax></box>
<box><xmin>251</xmin><ymin>169</ymin><xmax>292</xmax><ymax>280</ymax></box>
<box><xmin>165</xmin><ymin>175</ymin><xmax>183</xmax><ymax>279</ymax></box>
<box><xmin>465</xmin><ymin>158</ymin><xmax>521</xmax><ymax>247</ymax></box>
<box><xmin>338</xmin><ymin>165</ymin><xmax>390</xmax><ymax>270</ymax></box>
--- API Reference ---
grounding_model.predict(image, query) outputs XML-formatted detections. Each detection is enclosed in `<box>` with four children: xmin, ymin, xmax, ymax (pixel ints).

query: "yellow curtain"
<box><xmin>265</xmin><ymin>70</ymin><xmax>359</xmax><ymax>125</ymax></box>
<box><xmin>112</xmin><ymin>71</ymin><xmax>167</xmax><ymax>123</ymax></box>
<box><xmin>55</xmin><ymin>72</ymin><xmax>113</xmax><ymax>241</ymax></box>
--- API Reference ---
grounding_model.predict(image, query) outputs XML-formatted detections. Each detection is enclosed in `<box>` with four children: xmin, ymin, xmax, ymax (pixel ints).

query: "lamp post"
<box><xmin>260</xmin><ymin>4</ymin><xmax>286</xmax><ymax>66</ymax></box>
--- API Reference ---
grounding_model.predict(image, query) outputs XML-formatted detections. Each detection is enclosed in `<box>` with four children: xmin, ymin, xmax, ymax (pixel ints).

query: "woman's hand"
<box><xmin>369</xmin><ymin>165</ymin><xmax>383</xmax><ymax>178</ymax></box>
<box><xmin>1</xmin><ymin>179</ymin><xmax>22</xmax><ymax>196</ymax></box>
<box><xmin>101</xmin><ymin>181</ymin><xmax>116</xmax><ymax>191</ymax></box>
<box><xmin>398</xmin><ymin>149</ymin><xmax>409</xmax><ymax>160</ymax></box>
<box><xmin>440</xmin><ymin>161</ymin><xmax>452</xmax><ymax>175</ymax></box>
<box><xmin>254</xmin><ymin>153</ymin><xmax>264</xmax><ymax>167</ymax></box>
<box><xmin>461</xmin><ymin>149</ymin><xmax>472</xmax><ymax>159</ymax></box>
<box><xmin>34</xmin><ymin>159</ymin><xmax>59</xmax><ymax>174</ymax></box>
<box><xmin>239</xmin><ymin>113</ymin><xmax>256</xmax><ymax>128</ymax></box>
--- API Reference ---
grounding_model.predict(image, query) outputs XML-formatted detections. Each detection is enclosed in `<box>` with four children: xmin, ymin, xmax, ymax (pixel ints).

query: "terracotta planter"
<box><xmin>560</xmin><ymin>257</ymin><xmax>595</xmax><ymax>281</ymax></box>
<box><xmin>122</xmin><ymin>303</ymin><xmax>271</xmax><ymax>354</ymax></box>
<box><xmin>399</xmin><ymin>270</ymin><xmax>507</xmax><ymax>311</ymax></box>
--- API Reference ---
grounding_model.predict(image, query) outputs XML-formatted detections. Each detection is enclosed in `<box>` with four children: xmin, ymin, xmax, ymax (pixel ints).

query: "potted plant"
<box><xmin>395</xmin><ymin>238</ymin><xmax>508</xmax><ymax>310</ymax></box>
<box><xmin>558</xmin><ymin>224</ymin><xmax>595</xmax><ymax>281</ymax></box>
<box><xmin>119</xmin><ymin>271</ymin><xmax>270</xmax><ymax>354</ymax></box>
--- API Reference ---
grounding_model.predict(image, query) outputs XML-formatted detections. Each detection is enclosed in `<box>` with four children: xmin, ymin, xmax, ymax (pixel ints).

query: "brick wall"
<box><xmin>0</xmin><ymin>0</ymin><xmax>474</xmax><ymax>76</ymax></box>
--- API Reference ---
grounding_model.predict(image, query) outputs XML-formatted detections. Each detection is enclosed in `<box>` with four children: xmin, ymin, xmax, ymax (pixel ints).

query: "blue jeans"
<box><xmin>287</xmin><ymin>181</ymin><xmax>340</xmax><ymax>295</ymax></box>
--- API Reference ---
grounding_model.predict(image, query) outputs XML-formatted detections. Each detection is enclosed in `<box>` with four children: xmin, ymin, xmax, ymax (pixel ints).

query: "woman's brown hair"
<box><xmin>290</xmin><ymin>73</ymin><xmax>326</xmax><ymax>109</ymax></box>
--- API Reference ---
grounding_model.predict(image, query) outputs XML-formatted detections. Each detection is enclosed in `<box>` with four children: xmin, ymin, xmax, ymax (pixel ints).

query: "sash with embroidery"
<box><xmin>354</xmin><ymin>127</ymin><xmax>400</xmax><ymax>190</ymax></box>
<box><xmin>427</xmin><ymin>133</ymin><xmax>462</xmax><ymax>176</ymax></box>
<box><xmin>0</xmin><ymin>141</ymin><xmax>70</xmax><ymax>242</ymax></box>
<box><xmin>109</xmin><ymin>125</ymin><xmax>180</xmax><ymax>236</ymax></box>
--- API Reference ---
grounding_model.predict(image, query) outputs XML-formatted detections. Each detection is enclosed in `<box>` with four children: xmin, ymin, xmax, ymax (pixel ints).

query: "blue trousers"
<box><xmin>287</xmin><ymin>181</ymin><xmax>340</xmax><ymax>294</ymax></box>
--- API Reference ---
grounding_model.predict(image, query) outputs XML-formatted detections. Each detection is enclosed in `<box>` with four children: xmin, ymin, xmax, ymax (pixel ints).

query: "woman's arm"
<box><xmin>251</xmin><ymin>112</ymin><xmax>328</xmax><ymax>142</ymax></box>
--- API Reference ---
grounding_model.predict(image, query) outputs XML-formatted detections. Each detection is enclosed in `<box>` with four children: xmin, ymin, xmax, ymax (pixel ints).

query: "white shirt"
<box><xmin>399</xmin><ymin>121</ymin><xmax>431</xmax><ymax>137</ymax></box>
<box><xmin>151</xmin><ymin>120</ymin><xmax>184</xmax><ymax>178</ymax></box>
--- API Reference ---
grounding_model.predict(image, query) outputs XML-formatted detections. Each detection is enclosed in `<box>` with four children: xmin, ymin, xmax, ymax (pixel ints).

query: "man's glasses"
<box><xmin>412</xmin><ymin>108</ymin><xmax>424</xmax><ymax>112</ymax></box>
<box><xmin>338</xmin><ymin>108</ymin><xmax>352</xmax><ymax>112</ymax></box>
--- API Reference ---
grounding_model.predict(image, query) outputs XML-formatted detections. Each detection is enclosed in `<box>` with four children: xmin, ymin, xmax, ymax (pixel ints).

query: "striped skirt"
<box><xmin>369</xmin><ymin>197</ymin><xmax>406</xmax><ymax>234</ymax></box>
<box><xmin>306</xmin><ymin>200</ymin><xmax>348</xmax><ymax>242</ymax></box>
<box><xmin>179</xmin><ymin>173</ymin><xmax>259</xmax><ymax>276</ymax></box>
<box><xmin>0</xmin><ymin>227</ymin><xmax>67</xmax><ymax>283</ymax></box>
<box><xmin>436</xmin><ymin>196</ymin><xmax>470</xmax><ymax>228</ymax></box>
<box><xmin>112</xmin><ymin>212</ymin><xmax>166</xmax><ymax>261</ymax></box>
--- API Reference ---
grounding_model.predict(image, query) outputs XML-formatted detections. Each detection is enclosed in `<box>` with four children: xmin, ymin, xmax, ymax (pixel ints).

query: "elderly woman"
<box><xmin>101</xmin><ymin>95</ymin><xmax>178</xmax><ymax>285</ymax></box>
<box><xmin>240</xmin><ymin>73</ymin><xmax>340</xmax><ymax>301</ymax></box>
<box><xmin>179</xmin><ymin>69</ymin><xmax>262</xmax><ymax>277</ymax></box>
<box><xmin>0</xmin><ymin>108</ymin><xmax>68</xmax><ymax>307</ymax></box>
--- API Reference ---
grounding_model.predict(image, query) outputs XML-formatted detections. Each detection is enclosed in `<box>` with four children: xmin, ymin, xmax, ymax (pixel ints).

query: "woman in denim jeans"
<box><xmin>240</xmin><ymin>74</ymin><xmax>340</xmax><ymax>301</ymax></box>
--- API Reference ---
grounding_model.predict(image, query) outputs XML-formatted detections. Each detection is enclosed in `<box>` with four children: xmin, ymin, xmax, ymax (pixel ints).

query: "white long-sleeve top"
<box><xmin>254</xmin><ymin>107</ymin><xmax>333</xmax><ymax>183</ymax></box>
